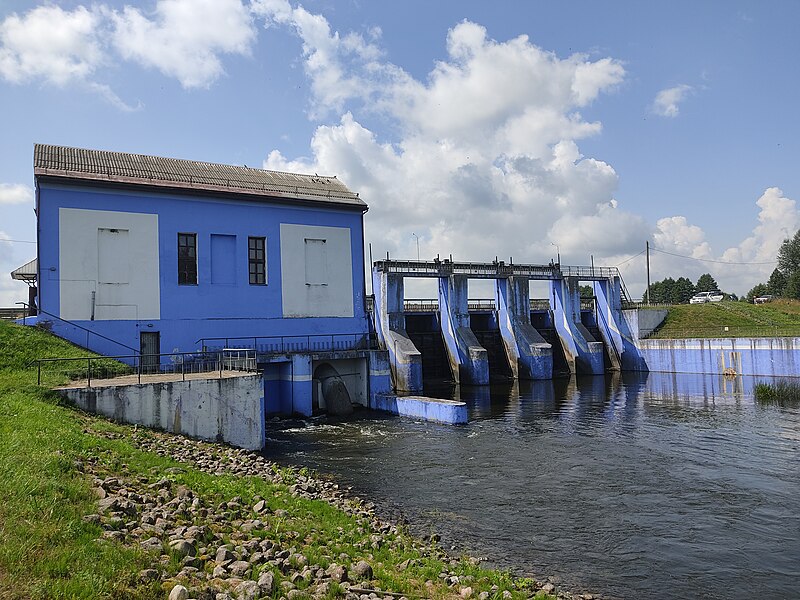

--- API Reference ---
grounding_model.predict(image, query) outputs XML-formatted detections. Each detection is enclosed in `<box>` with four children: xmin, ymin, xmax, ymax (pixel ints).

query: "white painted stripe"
<box><xmin>293</xmin><ymin>374</ymin><xmax>313</xmax><ymax>381</ymax></box>
<box><xmin>370</xmin><ymin>369</ymin><xmax>391</xmax><ymax>377</ymax></box>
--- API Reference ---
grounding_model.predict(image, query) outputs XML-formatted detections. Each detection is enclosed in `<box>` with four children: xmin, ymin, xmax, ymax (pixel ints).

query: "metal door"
<box><xmin>140</xmin><ymin>331</ymin><xmax>160</xmax><ymax>374</ymax></box>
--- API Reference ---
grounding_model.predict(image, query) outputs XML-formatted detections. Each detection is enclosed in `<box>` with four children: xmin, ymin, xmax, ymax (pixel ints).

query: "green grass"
<box><xmin>0</xmin><ymin>320</ymin><xmax>556</xmax><ymax>599</ymax></box>
<box><xmin>754</xmin><ymin>380</ymin><xmax>800</xmax><ymax>406</ymax></box>
<box><xmin>645</xmin><ymin>299</ymin><xmax>800</xmax><ymax>338</ymax></box>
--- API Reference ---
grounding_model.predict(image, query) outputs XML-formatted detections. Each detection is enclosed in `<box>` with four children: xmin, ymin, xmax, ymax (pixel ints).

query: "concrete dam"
<box><xmin>370</xmin><ymin>258</ymin><xmax>644</xmax><ymax>392</ymax></box>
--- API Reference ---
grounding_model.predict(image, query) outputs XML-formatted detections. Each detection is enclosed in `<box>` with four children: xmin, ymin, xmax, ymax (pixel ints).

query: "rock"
<box><xmin>140</xmin><ymin>536</ymin><xmax>163</xmax><ymax>552</ymax></box>
<box><xmin>234</xmin><ymin>580</ymin><xmax>259</xmax><ymax>600</ymax></box>
<box><xmin>290</xmin><ymin>553</ymin><xmax>308</xmax><ymax>568</ymax></box>
<box><xmin>215</xmin><ymin>546</ymin><xmax>236</xmax><ymax>563</ymax></box>
<box><xmin>169</xmin><ymin>585</ymin><xmax>189</xmax><ymax>600</ymax></box>
<box><xmin>229</xmin><ymin>560</ymin><xmax>251</xmax><ymax>576</ymax></box>
<box><xmin>460</xmin><ymin>587</ymin><xmax>473</xmax><ymax>598</ymax></box>
<box><xmin>252</xmin><ymin>500</ymin><xmax>267</xmax><ymax>513</ymax></box>
<box><xmin>351</xmin><ymin>560</ymin><xmax>373</xmax><ymax>581</ymax></box>
<box><xmin>212</xmin><ymin>565</ymin><xmax>227</xmax><ymax>578</ymax></box>
<box><xmin>258</xmin><ymin>570</ymin><xmax>275</xmax><ymax>595</ymax></box>
<box><xmin>478</xmin><ymin>593</ymin><xmax>490</xmax><ymax>600</ymax></box>
<box><xmin>138</xmin><ymin>568</ymin><xmax>159</xmax><ymax>582</ymax></box>
<box><xmin>326</xmin><ymin>564</ymin><xmax>347</xmax><ymax>582</ymax></box>
<box><xmin>541</xmin><ymin>583</ymin><xmax>555</xmax><ymax>593</ymax></box>
<box><xmin>287</xmin><ymin>590</ymin><xmax>304</xmax><ymax>600</ymax></box>
<box><xmin>97</xmin><ymin>497</ymin><xmax>119</xmax><ymax>514</ymax></box>
<box><xmin>169</xmin><ymin>539</ymin><xmax>196</xmax><ymax>558</ymax></box>
<box><xmin>501</xmin><ymin>592</ymin><xmax>512</xmax><ymax>600</ymax></box>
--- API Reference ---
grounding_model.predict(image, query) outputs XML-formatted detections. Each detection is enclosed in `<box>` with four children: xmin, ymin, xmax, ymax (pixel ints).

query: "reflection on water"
<box><xmin>263</xmin><ymin>372</ymin><xmax>800</xmax><ymax>600</ymax></box>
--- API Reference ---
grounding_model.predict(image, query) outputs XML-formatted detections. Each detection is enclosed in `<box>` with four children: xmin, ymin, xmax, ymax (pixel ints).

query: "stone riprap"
<box><xmin>81</xmin><ymin>425</ymin><xmax>595</xmax><ymax>600</ymax></box>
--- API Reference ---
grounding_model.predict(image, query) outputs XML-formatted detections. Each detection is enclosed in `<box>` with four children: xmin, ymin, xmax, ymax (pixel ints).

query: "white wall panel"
<box><xmin>280</xmin><ymin>224</ymin><xmax>354</xmax><ymax>317</ymax></box>
<box><xmin>59</xmin><ymin>208</ymin><xmax>160</xmax><ymax>320</ymax></box>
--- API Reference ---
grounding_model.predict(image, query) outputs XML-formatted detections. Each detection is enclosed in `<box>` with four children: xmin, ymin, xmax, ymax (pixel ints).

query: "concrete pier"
<box><xmin>372</xmin><ymin>269</ymin><xmax>423</xmax><ymax>392</ymax></box>
<box><xmin>550</xmin><ymin>277</ymin><xmax>604</xmax><ymax>374</ymax></box>
<box><xmin>495</xmin><ymin>277</ymin><xmax>553</xmax><ymax>379</ymax></box>
<box><xmin>593</xmin><ymin>277</ymin><xmax>647</xmax><ymax>371</ymax></box>
<box><xmin>438</xmin><ymin>275</ymin><xmax>489</xmax><ymax>384</ymax></box>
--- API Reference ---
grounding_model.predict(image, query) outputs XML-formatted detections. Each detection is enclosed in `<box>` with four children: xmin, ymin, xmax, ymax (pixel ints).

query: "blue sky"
<box><xmin>2</xmin><ymin>0</ymin><xmax>799</xmax><ymax>304</ymax></box>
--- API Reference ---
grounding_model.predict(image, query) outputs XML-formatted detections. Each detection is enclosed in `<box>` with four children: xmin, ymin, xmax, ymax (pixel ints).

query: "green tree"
<box><xmin>695</xmin><ymin>273</ymin><xmax>719</xmax><ymax>292</ymax></box>
<box><xmin>778</xmin><ymin>230</ymin><xmax>800</xmax><ymax>279</ymax></box>
<box><xmin>671</xmin><ymin>277</ymin><xmax>696</xmax><ymax>304</ymax></box>
<box><xmin>746</xmin><ymin>283</ymin><xmax>768</xmax><ymax>303</ymax></box>
<box><xmin>767</xmin><ymin>268</ymin><xmax>787</xmax><ymax>296</ymax></box>
<box><xmin>579</xmin><ymin>284</ymin><xmax>594</xmax><ymax>298</ymax></box>
<box><xmin>784</xmin><ymin>272</ymin><xmax>800</xmax><ymax>299</ymax></box>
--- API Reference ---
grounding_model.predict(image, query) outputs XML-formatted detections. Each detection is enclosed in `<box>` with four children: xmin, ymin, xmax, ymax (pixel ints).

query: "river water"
<box><xmin>263</xmin><ymin>372</ymin><xmax>800</xmax><ymax>600</ymax></box>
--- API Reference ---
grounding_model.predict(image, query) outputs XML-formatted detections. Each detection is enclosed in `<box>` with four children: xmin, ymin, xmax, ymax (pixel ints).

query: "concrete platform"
<box><xmin>372</xmin><ymin>393</ymin><xmax>467</xmax><ymax>424</ymax></box>
<box><xmin>56</xmin><ymin>370</ymin><xmax>253</xmax><ymax>390</ymax></box>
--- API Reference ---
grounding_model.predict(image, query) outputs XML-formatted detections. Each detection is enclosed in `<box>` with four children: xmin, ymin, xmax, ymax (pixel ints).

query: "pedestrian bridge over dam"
<box><xmin>371</xmin><ymin>258</ymin><xmax>644</xmax><ymax>391</ymax></box>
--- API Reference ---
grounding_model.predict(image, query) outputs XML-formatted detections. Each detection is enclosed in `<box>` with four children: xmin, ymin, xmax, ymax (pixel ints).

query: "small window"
<box><xmin>248</xmin><ymin>237</ymin><xmax>266</xmax><ymax>285</ymax></box>
<box><xmin>178</xmin><ymin>233</ymin><xmax>197</xmax><ymax>285</ymax></box>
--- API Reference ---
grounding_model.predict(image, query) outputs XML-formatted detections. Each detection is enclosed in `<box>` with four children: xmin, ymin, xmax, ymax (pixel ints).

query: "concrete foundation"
<box><xmin>58</xmin><ymin>374</ymin><xmax>265</xmax><ymax>450</ymax></box>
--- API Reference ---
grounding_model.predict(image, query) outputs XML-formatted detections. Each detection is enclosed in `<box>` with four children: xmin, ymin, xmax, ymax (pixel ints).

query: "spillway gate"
<box><xmin>370</xmin><ymin>258</ymin><xmax>642</xmax><ymax>392</ymax></box>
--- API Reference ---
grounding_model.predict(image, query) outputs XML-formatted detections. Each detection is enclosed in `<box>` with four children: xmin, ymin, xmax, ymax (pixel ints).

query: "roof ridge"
<box><xmin>33</xmin><ymin>143</ymin><xmax>341</xmax><ymax>181</ymax></box>
<box><xmin>33</xmin><ymin>144</ymin><xmax>365</xmax><ymax>208</ymax></box>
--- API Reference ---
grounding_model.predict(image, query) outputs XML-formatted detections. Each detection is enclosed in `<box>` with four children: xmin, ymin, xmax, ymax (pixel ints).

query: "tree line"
<box><xmin>646</xmin><ymin>273</ymin><xmax>728</xmax><ymax>304</ymax></box>
<box><xmin>642</xmin><ymin>230</ymin><xmax>800</xmax><ymax>304</ymax></box>
<box><xmin>745</xmin><ymin>230</ymin><xmax>800</xmax><ymax>302</ymax></box>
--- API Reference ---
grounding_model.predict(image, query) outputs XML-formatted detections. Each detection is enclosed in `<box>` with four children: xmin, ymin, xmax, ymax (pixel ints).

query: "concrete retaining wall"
<box><xmin>59</xmin><ymin>374</ymin><xmax>265</xmax><ymax>450</ymax></box>
<box><xmin>638</xmin><ymin>337</ymin><xmax>800</xmax><ymax>377</ymax></box>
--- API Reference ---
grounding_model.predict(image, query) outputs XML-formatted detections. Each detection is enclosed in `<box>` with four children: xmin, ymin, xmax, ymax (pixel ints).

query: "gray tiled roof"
<box><xmin>11</xmin><ymin>257</ymin><xmax>37</xmax><ymax>282</ymax></box>
<box><xmin>33</xmin><ymin>144</ymin><xmax>366</xmax><ymax>209</ymax></box>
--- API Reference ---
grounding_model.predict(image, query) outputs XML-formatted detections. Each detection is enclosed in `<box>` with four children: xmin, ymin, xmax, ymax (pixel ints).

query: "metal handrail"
<box><xmin>34</xmin><ymin>349</ymin><xmax>257</xmax><ymax>387</ymax></box>
<box><xmin>15</xmin><ymin>302</ymin><xmax>140</xmax><ymax>355</ymax></box>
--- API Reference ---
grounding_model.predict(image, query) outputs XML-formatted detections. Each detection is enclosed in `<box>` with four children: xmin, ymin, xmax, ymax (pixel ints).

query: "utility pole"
<box><xmin>411</xmin><ymin>233</ymin><xmax>420</xmax><ymax>261</ymax></box>
<box><xmin>646</xmin><ymin>241</ymin><xmax>651</xmax><ymax>305</ymax></box>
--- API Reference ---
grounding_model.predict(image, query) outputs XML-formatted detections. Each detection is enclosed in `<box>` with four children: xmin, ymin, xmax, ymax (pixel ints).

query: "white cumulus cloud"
<box><xmin>0</xmin><ymin>5</ymin><xmax>104</xmax><ymax>86</ymax></box>
<box><xmin>0</xmin><ymin>183</ymin><xmax>33</xmax><ymax>205</ymax></box>
<box><xmin>257</xmin><ymin>10</ymin><xmax>632</xmax><ymax>285</ymax></box>
<box><xmin>110</xmin><ymin>0</ymin><xmax>256</xmax><ymax>89</ymax></box>
<box><xmin>652</xmin><ymin>84</ymin><xmax>693</xmax><ymax>117</ymax></box>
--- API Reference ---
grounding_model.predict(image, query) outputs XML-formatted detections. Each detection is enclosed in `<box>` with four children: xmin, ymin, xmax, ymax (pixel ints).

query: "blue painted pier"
<box><xmin>371</xmin><ymin>259</ymin><xmax>635</xmax><ymax>391</ymax></box>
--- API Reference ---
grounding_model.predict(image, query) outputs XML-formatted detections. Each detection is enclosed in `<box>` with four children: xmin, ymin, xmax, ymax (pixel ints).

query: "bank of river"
<box><xmin>264</xmin><ymin>372</ymin><xmax>800</xmax><ymax>600</ymax></box>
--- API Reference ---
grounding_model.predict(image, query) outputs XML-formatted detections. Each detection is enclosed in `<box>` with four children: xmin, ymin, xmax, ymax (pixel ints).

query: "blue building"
<box><xmin>32</xmin><ymin>144</ymin><xmax>390</xmax><ymax>415</ymax></box>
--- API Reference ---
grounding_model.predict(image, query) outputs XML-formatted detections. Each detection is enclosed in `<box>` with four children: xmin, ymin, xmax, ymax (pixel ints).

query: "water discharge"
<box><xmin>263</xmin><ymin>372</ymin><xmax>800</xmax><ymax>600</ymax></box>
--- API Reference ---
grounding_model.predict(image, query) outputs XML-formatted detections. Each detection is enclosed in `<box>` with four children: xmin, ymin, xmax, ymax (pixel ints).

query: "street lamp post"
<box><xmin>411</xmin><ymin>233</ymin><xmax>420</xmax><ymax>260</ymax></box>
<box><xmin>550</xmin><ymin>242</ymin><xmax>560</xmax><ymax>265</ymax></box>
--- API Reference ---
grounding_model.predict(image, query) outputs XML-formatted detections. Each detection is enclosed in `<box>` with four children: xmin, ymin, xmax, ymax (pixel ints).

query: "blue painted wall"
<box><xmin>37</xmin><ymin>181</ymin><xmax>368</xmax><ymax>356</ymax></box>
<box><xmin>638</xmin><ymin>337</ymin><xmax>800</xmax><ymax>377</ymax></box>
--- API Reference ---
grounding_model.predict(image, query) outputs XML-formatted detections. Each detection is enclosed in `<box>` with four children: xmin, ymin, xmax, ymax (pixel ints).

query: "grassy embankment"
<box><xmin>0</xmin><ymin>320</ymin><xmax>554</xmax><ymax>599</ymax></box>
<box><xmin>645</xmin><ymin>299</ymin><xmax>800</xmax><ymax>339</ymax></box>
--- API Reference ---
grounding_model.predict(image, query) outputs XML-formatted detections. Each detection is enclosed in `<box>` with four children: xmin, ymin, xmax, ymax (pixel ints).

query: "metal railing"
<box><xmin>14</xmin><ymin>302</ymin><xmax>140</xmax><ymax>355</ymax></box>
<box><xmin>34</xmin><ymin>349</ymin><xmax>257</xmax><ymax>387</ymax></box>
<box><xmin>399</xmin><ymin>298</ymin><xmax>594</xmax><ymax>312</ymax></box>
<box><xmin>197</xmin><ymin>333</ymin><xmax>377</xmax><ymax>355</ymax></box>
<box><xmin>0</xmin><ymin>307</ymin><xmax>26</xmax><ymax>320</ymax></box>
